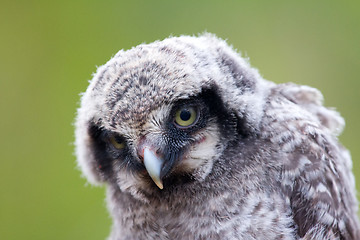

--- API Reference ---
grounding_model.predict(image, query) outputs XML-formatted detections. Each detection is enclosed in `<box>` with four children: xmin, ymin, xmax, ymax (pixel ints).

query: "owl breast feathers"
<box><xmin>75</xmin><ymin>34</ymin><xmax>360</xmax><ymax>239</ymax></box>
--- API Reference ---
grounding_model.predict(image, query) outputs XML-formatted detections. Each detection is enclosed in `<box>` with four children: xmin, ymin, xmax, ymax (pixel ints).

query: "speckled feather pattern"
<box><xmin>75</xmin><ymin>34</ymin><xmax>359</xmax><ymax>239</ymax></box>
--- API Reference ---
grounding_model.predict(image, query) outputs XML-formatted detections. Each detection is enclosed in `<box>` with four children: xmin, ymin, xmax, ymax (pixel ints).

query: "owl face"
<box><xmin>86</xmin><ymin>85</ymin><xmax>239</xmax><ymax>192</ymax></box>
<box><xmin>76</xmin><ymin>34</ymin><xmax>265</xmax><ymax>194</ymax></box>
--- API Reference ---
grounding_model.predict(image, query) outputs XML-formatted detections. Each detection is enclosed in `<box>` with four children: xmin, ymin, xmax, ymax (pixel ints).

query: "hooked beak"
<box><xmin>143</xmin><ymin>147</ymin><xmax>164</xmax><ymax>189</ymax></box>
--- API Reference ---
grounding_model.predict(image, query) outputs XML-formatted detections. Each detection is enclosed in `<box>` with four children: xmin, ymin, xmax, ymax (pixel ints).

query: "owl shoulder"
<box><xmin>260</xmin><ymin>83</ymin><xmax>359</xmax><ymax>239</ymax></box>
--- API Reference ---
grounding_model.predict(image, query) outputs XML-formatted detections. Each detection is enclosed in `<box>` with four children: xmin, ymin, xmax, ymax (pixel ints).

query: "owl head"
<box><xmin>75</xmin><ymin>34</ymin><xmax>325</xmax><ymax>196</ymax></box>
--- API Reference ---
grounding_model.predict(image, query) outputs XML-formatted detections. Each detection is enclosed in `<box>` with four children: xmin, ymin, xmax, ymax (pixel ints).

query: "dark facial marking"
<box><xmin>159</xmin><ymin>85</ymin><xmax>248</xmax><ymax>179</ymax></box>
<box><xmin>217</xmin><ymin>49</ymin><xmax>255</xmax><ymax>93</ymax></box>
<box><xmin>87</xmin><ymin>123</ymin><xmax>145</xmax><ymax>178</ymax></box>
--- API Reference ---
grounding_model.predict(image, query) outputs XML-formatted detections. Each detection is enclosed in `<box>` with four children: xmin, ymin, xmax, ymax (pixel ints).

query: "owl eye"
<box><xmin>109</xmin><ymin>135</ymin><xmax>125</xmax><ymax>150</ymax></box>
<box><xmin>174</xmin><ymin>107</ymin><xmax>198</xmax><ymax>128</ymax></box>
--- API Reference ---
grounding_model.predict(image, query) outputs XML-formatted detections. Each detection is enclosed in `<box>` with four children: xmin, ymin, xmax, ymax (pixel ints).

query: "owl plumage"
<box><xmin>75</xmin><ymin>34</ymin><xmax>360</xmax><ymax>239</ymax></box>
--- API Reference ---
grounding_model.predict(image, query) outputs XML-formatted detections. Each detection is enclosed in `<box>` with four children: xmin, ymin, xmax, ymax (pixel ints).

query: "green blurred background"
<box><xmin>1</xmin><ymin>0</ymin><xmax>359</xmax><ymax>239</ymax></box>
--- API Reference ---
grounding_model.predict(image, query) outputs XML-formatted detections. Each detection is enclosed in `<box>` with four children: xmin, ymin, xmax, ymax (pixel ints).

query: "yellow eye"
<box><xmin>174</xmin><ymin>107</ymin><xmax>198</xmax><ymax>127</ymax></box>
<box><xmin>109</xmin><ymin>135</ymin><xmax>125</xmax><ymax>149</ymax></box>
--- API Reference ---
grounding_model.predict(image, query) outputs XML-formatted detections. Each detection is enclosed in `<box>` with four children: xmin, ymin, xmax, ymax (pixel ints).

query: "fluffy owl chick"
<box><xmin>75</xmin><ymin>34</ymin><xmax>359</xmax><ymax>239</ymax></box>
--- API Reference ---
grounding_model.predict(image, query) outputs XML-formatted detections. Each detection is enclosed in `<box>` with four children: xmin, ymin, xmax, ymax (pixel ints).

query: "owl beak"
<box><xmin>143</xmin><ymin>147</ymin><xmax>164</xmax><ymax>189</ymax></box>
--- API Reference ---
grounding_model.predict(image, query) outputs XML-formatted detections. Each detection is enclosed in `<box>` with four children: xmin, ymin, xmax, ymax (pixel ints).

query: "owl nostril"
<box><xmin>138</xmin><ymin>146</ymin><xmax>162</xmax><ymax>163</ymax></box>
<box><xmin>137</xmin><ymin>136</ymin><xmax>147</xmax><ymax>161</ymax></box>
<box><xmin>137</xmin><ymin>147</ymin><xmax>146</xmax><ymax>162</ymax></box>
<box><xmin>137</xmin><ymin>135</ymin><xmax>163</xmax><ymax>162</ymax></box>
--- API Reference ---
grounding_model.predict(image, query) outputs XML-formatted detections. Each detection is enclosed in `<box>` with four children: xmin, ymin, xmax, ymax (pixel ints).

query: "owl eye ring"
<box><xmin>174</xmin><ymin>106</ymin><xmax>199</xmax><ymax>128</ymax></box>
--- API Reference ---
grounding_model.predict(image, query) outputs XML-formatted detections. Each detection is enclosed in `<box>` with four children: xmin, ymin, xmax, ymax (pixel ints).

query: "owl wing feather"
<box><xmin>263</xmin><ymin>83</ymin><xmax>359</xmax><ymax>239</ymax></box>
